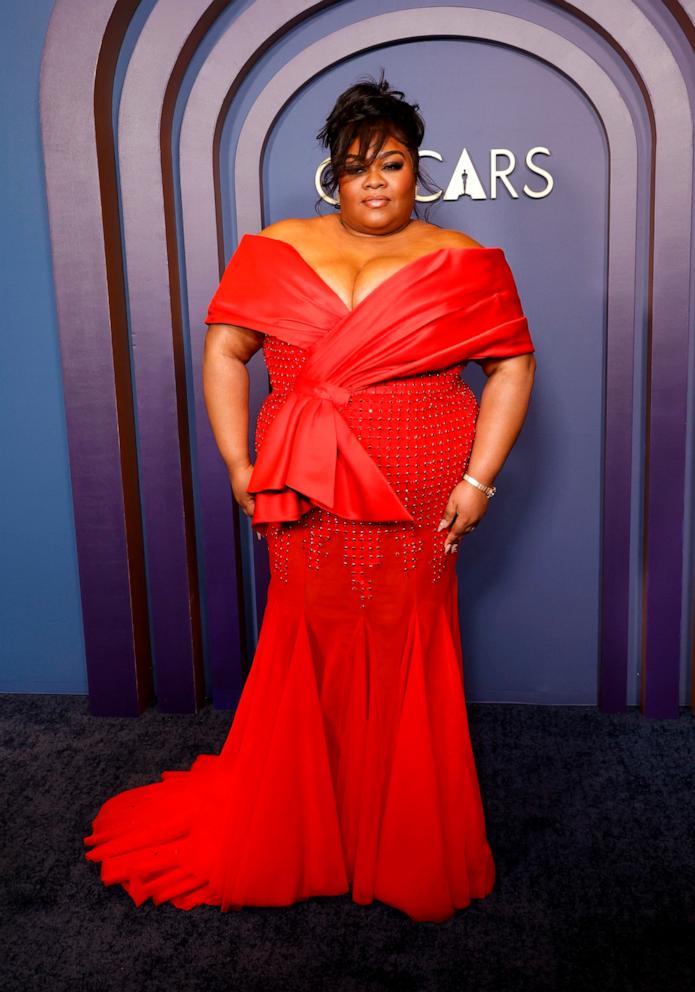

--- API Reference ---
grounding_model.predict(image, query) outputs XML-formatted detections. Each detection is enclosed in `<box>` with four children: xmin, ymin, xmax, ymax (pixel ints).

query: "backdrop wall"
<box><xmin>0</xmin><ymin>0</ymin><xmax>87</xmax><ymax>692</ymax></box>
<box><xmin>2</xmin><ymin>0</ymin><xmax>694</xmax><ymax>719</ymax></box>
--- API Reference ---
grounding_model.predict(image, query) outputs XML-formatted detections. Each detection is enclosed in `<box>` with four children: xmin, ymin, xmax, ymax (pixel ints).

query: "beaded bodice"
<box><xmin>255</xmin><ymin>335</ymin><xmax>479</xmax><ymax>605</ymax></box>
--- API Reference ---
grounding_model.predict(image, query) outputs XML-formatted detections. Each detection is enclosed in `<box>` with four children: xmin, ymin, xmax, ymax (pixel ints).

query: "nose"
<box><xmin>363</xmin><ymin>166</ymin><xmax>385</xmax><ymax>189</ymax></box>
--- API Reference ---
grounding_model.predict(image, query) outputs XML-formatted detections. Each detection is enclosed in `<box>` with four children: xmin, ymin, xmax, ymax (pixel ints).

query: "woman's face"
<box><xmin>336</xmin><ymin>132</ymin><xmax>417</xmax><ymax>235</ymax></box>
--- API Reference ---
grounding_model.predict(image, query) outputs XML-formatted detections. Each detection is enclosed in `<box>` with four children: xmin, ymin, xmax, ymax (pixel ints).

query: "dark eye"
<box><xmin>385</xmin><ymin>162</ymin><xmax>403</xmax><ymax>170</ymax></box>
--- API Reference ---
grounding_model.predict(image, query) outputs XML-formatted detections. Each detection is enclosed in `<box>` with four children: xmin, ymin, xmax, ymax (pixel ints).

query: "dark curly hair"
<box><xmin>314</xmin><ymin>69</ymin><xmax>441</xmax><ymax>220</ymax></box>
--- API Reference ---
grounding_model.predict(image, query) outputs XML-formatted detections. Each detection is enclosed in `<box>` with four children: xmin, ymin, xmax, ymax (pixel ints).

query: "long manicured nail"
<box><xmin>437</xmin><ymin>519</ymin><xmax>447</xmax><ymax>532</ymax></box>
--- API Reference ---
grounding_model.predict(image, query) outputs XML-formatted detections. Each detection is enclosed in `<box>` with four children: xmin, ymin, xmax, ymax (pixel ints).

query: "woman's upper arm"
<box><xmin>204</xmin><ymin>322</ymin><xmax>265</xmax><ymax>363</ymax></box>
<box><xmin>474</xmin><ymin>352</ymin><xmax>537</xmax><ymax>377</ymax></box>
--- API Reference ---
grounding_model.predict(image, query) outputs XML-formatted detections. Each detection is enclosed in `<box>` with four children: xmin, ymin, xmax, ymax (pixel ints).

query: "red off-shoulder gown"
<box><xmin>83</xmin><ymin>234</ymin><xmax>535</xmax><ymax>922</ymax></box>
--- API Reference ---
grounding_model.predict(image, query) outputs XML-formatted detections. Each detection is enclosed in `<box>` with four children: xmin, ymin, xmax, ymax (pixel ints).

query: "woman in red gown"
<box><xmin>83</xmin><ymin>75</ymin><xmax>536</xmax><ymax>923</ymax></box>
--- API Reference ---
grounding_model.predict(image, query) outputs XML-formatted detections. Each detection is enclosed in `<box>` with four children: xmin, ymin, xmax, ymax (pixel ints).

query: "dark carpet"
<box><xmin>1</xmin><ymin>694</ymin><xmax>693</xmax><ymax>992</ymax></box>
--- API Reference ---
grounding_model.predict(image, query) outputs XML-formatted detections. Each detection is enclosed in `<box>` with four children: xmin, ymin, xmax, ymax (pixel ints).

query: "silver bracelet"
<box><xmin>462</xmin><ymin>473</ymin><xmax>497</xmax><ymax>498</ymax></box>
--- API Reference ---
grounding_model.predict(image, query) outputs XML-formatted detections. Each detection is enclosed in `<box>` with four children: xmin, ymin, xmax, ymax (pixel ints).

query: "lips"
<box><xmin>363</xmin><ymin>197</ymin><xmax>390</xmax><ymax>207</ymax></box>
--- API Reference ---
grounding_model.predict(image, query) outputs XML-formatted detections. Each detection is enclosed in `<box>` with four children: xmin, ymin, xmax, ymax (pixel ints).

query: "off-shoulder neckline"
<box><xmin>243</xmin><ymin>232</ymin><xmax>501</xmax><ymax>316</ymax></box>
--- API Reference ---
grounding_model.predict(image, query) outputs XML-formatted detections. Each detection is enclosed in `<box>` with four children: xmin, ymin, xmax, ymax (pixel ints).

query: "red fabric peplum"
<box><xmin>83</xmin><ymin>233</ymin><xmax>535</xmax><ymax>922</ymax></box>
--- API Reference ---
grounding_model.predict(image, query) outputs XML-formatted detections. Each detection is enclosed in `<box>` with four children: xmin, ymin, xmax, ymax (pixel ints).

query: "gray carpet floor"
<box><xmin>1</xmin><ymin>694</ymin><xmax>693</xmax><ymax>992</ymax></box>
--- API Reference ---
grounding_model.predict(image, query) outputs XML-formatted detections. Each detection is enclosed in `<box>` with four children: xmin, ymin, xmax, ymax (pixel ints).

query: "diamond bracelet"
<box><xmin>462</xmin><ymin>473</ymin><xmax>497</xmax><ymax>498</ymax></box>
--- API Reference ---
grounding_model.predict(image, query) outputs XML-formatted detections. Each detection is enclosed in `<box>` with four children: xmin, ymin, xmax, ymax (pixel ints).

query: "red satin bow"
<box><xmin>247</xmin><ymin>377</ymin><xmax>414</xmax><ymax>531</ymax></box>
<box><xmin>292</xmin><ymin>375</ymin><xmax>351</xmax><ymax>408</ymax></box>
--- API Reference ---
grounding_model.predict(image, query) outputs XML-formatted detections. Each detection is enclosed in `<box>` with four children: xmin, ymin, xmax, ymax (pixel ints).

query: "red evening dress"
<box><xmin>83</xmin><ymin>233</ymin><xmax>535</xmax><ymax>922</ymax></box>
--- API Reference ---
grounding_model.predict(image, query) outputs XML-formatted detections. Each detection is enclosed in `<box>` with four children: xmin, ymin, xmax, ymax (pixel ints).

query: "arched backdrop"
<box><xmin>37</xmin><ymin>0</ymin><xmax>695</xmax><ymax>718</ymax></box>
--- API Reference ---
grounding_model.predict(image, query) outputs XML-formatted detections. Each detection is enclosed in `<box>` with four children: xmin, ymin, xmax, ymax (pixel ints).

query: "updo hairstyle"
<box><xmin>315</xmin><ymin>69</ymin><xmax>440</xmax><ymax>219</ymax></box>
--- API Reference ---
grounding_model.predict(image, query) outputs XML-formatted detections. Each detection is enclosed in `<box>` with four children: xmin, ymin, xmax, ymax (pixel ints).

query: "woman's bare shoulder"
<box><xmin>256</xmin><ymin>216</ymin><xmax>325</xmax><ymax>244</ymax></box>
<box><xmin>415</xmin><ymin>222</ymin><xmax>485</xmax><ymax>250</ymax></box>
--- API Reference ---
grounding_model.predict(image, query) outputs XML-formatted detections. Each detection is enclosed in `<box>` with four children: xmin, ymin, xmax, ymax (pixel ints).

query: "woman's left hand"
<box><xmin>437</xmin><ymin>481</ymin><xmax>490</xmax><ymax>554</ymax></box>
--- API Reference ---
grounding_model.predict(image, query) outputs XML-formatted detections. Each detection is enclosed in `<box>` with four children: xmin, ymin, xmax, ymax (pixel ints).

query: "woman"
<box><xmin>84</xmin><ymin>75</ymin><xmax>536</xmax><ymax>923</ymax></box>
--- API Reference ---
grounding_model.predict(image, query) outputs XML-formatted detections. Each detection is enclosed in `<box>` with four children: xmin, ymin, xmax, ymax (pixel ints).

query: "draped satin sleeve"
<box><xmin>459</xmin><ymin>252</ymin><xmax>534</xmax><ymax>360</ymax></box>
<box><xmin>204</xmin><ymin>235</ymin><xmax>338</xmax><ymax>350</ymax></box>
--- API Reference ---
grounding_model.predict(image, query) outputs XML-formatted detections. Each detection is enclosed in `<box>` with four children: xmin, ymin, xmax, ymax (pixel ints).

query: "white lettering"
<box><xmin>524</xmin><ymin>147</ymin><xmax>553</xmax><ymax>198</ymax></box>
<box><xmin>442</xmin><ymin>148</ymin><xmax>488</xmax><ymax>201</ymax></box>
<box><xmin>490</xmin><ymin>149</ymin><xmax>518</xmax><ymax>200</ymax></box>
<box><xmin>314</xmin><ymin>148</ymin><xmax>555</xmax><ymax>204</ymax></box>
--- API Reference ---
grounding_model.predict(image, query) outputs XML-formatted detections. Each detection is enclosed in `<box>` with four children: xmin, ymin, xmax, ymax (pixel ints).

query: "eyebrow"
<box><xmin>345</xmin><ymin>150</ymin><xmax>406</xmax><ymax>161</ymax></box>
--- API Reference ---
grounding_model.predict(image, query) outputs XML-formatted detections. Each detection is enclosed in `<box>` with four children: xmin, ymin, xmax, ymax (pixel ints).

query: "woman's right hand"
<box><xmin>229</xmin><ymin>462</ymin><xmax>256</xmax><ymax>518</ymax></box>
